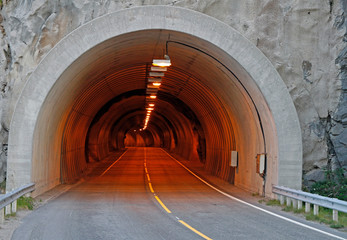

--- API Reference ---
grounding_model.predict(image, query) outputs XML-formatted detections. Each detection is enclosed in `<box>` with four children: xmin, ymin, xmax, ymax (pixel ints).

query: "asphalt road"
<box><xmin>12</xmin><ymin>148</ymin><xmax>347</xmax><ymax>240</ymax></box>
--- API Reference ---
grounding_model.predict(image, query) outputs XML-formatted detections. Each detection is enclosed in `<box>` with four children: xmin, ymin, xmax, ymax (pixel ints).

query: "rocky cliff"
<box><xmin>0</xmin><ymin>0</ymin><xmax>345</xmax><ymax>188</ymax></box>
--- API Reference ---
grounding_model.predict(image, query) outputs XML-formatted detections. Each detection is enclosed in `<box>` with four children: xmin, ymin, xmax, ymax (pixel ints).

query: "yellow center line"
<box><xmin>144</xmin><ymin>148</ymin><xmax>212</xmax><ymax>239</ymax></box>
<box><xmin>100</xmin><ymin>149</ymin><xmax>128</xmax><ymax>176</ymax></box>
<box><xmin>154</xmin><ymin>196</ymin><xmax>172</xmax><ymax>213</ymax></box>
<box><xmin>179</xmin><ymin>220</ymin><xmax>213</xmax><ymax>240</ymax></box>
<box><xmin>146</xmin><ymin>173</ymin><xmax>151</xmax><ymax>182</ymax></box>
<box><xmin>148</xmin><ymin>182</ymin><xmax>155</xmax><ymax>193</ymax></box>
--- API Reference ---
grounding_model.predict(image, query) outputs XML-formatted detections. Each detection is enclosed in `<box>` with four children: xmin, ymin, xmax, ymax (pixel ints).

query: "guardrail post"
<box><xmin>305</xmin><ymin>202</ymin><xmax>311</xmax><ymax>213</ymax></box>
<box><xmin>0</xmin><ymin>207</ymin><xmax>4</xmax><ymax>224</ymax></box>
<box><xmin>297</xmin><ymin>200</ymin><xmax>302</xmax><ymax>210</ymax></box>
<box><xmin>333</xmin><ymin>209</ymin><xmax>338</xmax><ymax>222</ymax></box>
<box><xmin>5</xmin><ymin>204</ymin><xmax>11</xmax><ymax>215</ymax></box>
<box><xmin>279</xmin><ymin>195</ymin><xmax>284</xmax><ymax>205</ymax></box>
<box><xmin>11</xmin><ymin>199</ymin><xmax>17</xmax><ymax>214</ymax></box>
<box><xmin>292</xmin><ymin>199</ymin><xmax>298</xmax><ymax>209</ymax></box>
<box><xmin>313</xmin><ymin>204</ymin><xmax>319</xmax><ymax>215</ymax></box>
<box><xmin>286</xmin><ymin>197</ymin><xmax>291</xmax><ymax>207</ymax></box>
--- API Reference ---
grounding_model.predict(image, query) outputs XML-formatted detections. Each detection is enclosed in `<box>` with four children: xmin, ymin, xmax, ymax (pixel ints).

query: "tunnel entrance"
<box><xmin>84</xmin><ymin>90</ymin><xmax>205</xmax><ymax>166</ymax></box>
<box><xmin>7</xmin><ymin>6</ymin><xmax>302</xmax><ymax>197</ymax></box>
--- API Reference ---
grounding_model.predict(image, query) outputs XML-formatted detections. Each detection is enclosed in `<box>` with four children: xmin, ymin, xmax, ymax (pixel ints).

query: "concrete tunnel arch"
<box><xmin>6</xmin><ymin>6</ymin><xmax>302</xmax><ymax>197</ymax></box>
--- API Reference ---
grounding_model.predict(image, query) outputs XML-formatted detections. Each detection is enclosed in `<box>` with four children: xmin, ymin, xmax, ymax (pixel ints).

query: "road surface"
<box><xmin>12</xmin><ymin>148</ymin><xmax>347</xmax><ymax>240</ymax></box>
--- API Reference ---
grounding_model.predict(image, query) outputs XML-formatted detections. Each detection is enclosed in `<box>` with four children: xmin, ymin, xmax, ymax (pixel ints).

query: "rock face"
<box><xmin>0</xmin><ymin>0</ymin><xmax>345</xmax><ymax>189</ymax></box>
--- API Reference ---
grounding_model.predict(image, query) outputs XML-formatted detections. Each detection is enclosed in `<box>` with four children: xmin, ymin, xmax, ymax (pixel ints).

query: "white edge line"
<box><xmin>161</xmin><ymin>149</ymin><xmax>346</xmax><ymax>240</ymax></box>
<box><xmin>100</xmin><ymin>149</ymin><xmax>129</xmax><ymax>176</ymax></box>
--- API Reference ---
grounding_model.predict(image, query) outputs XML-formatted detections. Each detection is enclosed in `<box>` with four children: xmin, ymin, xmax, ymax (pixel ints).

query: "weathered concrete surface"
<box><xmin>0</xmin><ymin>0</ymin><xmax>345</xmax><ymax>188</ymax></box>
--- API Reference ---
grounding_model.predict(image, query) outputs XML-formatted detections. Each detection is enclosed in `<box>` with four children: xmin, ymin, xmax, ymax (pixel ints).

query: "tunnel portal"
<box><xmin>7</xmin><ymin>6</ymin><xmax>302</xmax><ymax>197</ymax></box>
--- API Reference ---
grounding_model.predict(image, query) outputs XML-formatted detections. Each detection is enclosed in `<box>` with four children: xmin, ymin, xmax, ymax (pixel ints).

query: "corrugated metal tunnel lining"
<box><xmin>32</xmin><ymin>29</ymin><xmax>273</xmax><ymax>195</ymax></box>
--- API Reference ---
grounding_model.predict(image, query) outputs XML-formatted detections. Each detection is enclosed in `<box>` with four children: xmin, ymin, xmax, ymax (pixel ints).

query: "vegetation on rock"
<box><xmin>310</xmin><ymin>168</ymin><xmax>347</xmax><ymax>201</ymax></box>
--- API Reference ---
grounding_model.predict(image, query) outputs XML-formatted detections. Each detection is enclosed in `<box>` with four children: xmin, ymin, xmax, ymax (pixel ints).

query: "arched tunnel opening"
<box><xmin>31</xmin><ymin>29</ymin><xmax>274</xmax><ymax>196</ymax></box>
<box><xmin>7</xmin><ymin>8</ymin><xmax>302</xmax><ymax>198</ymax></box>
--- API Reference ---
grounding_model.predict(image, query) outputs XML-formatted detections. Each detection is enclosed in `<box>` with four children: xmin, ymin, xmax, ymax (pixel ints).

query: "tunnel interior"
<box><xmin>31</xmin><ymin>29</ymin><xmax>278</xmax><ymax>196</ymax></box>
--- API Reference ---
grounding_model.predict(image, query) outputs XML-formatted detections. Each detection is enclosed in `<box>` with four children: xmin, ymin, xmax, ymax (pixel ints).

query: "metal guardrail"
<box><xmin>273</xmin><ymin>185</ymin><xmax>347</xmax><ymax>221</ymax></box>
<box><xmin>0</xmin><ymin>183</ymin><xmax>35</xmax><ymax>223</ymax></box>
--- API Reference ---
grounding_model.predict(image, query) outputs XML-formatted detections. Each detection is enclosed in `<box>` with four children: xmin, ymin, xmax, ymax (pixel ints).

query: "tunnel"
<box><xmin>6</xmin><ymin>6</ymin><xmax>302</xmax><ymax>197</ymax></box>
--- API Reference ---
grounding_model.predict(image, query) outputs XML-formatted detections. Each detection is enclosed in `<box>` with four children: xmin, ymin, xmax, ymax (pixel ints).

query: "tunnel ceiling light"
<box><xmin>149</xmin><ymin>72</ymin><xmax>165</xmax><ymax>77</ymax></box>
<box><xmin>152</xmin><ymin>55</ymin><xmax>171</xmax><ymax>67</ymax></box>
<box><xmin>143</xmin><ymin>55</ymin><xmax>171</xmax><ymax>129</ymax></box>
<box><xmin>146</xmin><ymin>96</ymin><xmax>155</xmax><ymax>100</ymax></box>
<box><xmin>151</xmin><ymin>66</ymin><xmax>167</xmax><ymax>72</ymax></box>
<box><xmin>148</xmin><ymin>77</ymin><xmax>162</xmax><ymax>83</ymax></box>
<box><xmin>147</xmin><ymin>83</ymin><xmax>160</xmax><ymax>89</ymax></box>
<box><xmin>147</xmin><ymin>86</ymin><xmax>158</xmax><ymax>90</ymax></box>
<box><xmin>146</xmin><ymin>90</ymin><xmax>158</xmax><ymax>95</ymax></box>
<box><xmin>146</xmin><ymin>87</ymin><xmax>158</xmax><ymax>91</ymax></box>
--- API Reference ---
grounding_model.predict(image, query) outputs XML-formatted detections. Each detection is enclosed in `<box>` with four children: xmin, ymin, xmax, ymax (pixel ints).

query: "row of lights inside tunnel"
<box><xmin>136</xmin><ymin>55</ymin><xmax>171</xmax><ymax>132</ymax></box>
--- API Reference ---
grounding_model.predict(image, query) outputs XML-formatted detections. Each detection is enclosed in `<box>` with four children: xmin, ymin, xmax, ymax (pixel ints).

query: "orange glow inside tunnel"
<box><xmin>32</xmin><ymin>29</ymin><xmax>276</xmax><ymax>197</ymax></box>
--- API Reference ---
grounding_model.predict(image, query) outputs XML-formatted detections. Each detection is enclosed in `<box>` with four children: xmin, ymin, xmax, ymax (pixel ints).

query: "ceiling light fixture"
<box><xmin>148</xmin><ymin>77</ymin><xmax>162</xmax><ymax>82</ymax></box>
<box><xmin>151</xmin><ymin>66</ymin><xmax>167</xmax><ymax>72</ymax></box>
<box><xmin>152</xmin><ymin>55</ymin><xmax>171</xmax><ymax>67</ymax></box>
<box><xmin>149</xmin><ymin>72</ymin><xmax>165</xmax><ymax>77</ymax></box>
<box><xmin>144</xmin><ymin>54</ymin><xmax>171</xmax><ymax>129</ymax></box>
